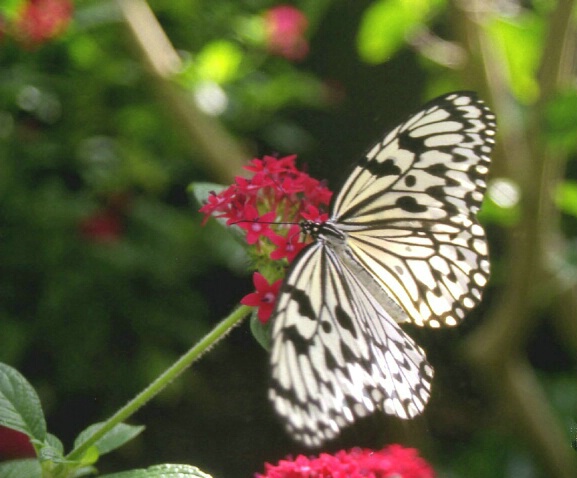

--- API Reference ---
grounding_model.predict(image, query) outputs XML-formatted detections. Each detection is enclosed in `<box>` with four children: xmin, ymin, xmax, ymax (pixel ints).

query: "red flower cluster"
<box><xmin>263</xmin><ymin>5</ymin><xmax>309</xmax><ymax>61</ymax></box>
<box><xmin>1</xmin><ymin>0</ymin><xmax>72</xmax><ymax>47</ymax></box>
<box><xmin>256</xmin><ymin>445</ymin><xmax>435</xmax><ymax>478</ymax></box>
<box><xmin>199</xmin><ymin>155</ymin><xmax>332</xmax><ymax>322</ymax></box>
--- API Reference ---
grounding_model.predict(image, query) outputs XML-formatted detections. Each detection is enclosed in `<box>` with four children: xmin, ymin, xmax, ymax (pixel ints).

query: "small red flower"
<box><xmin>0</xmin><ymin>426</ymin><xmax>35</xmax><ymax>460</ymax></box>
<box><xmin>15</xmin><ymin>0</ymin><xmax>73</xmax><ymax>46</ymax></box>
<box><xmin>236</xmin><ymin>207</ymin><xmax>277</xmax><ymax>245</ymax></box>
<box><xmin>256</xmin><ymin>445</ymin><xmax>435</xmax><ymax>478</ymax></box>
<box><xmin>241</xmin><ymin>273</ymin><xmax>282</xmax><ymax>323</ymax></box>
<box><xmin>263</xmin><ymin>5</ymin><xmax>309</xmax><ymax>61</ymax></box>
<box><xmin>199</xmin><ymin>188</ymin><xmax>236</xmax><ymax>223</ymax></box>
<box><xmin>301</xmin><ymin>204</ymin><xmax>330</xmax><ymax>223</ymax></box>
<box><xmin>244</xmin><ymin>155</ymin><xmax>298</xmax><ymax>175</ymax></box>
<box><xmin>270</xmin><ymin>224</ymin><xmax>306</xmax><ymax>262</ymax></box>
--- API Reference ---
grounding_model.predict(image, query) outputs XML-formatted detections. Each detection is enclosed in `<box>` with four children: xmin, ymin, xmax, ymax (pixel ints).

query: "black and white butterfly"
<box><xmin>268</xmin><ymin>92</ymin><xmax>496</xmax><ymax>447</ymax></box>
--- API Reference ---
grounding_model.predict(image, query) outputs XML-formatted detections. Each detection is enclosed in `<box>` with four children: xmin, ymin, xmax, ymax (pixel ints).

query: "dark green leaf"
<box><xmin>0</xmin><ymin>458</ymin><xmax>42</xmax><ymax>478</ymax></box>
<box><xmin>0</xmin><ymin>363</ymin><xmax>46</xmax><ymax>443</ymax></box>
<box><xmin>101</xmin><ymin>463</ymin><xmax>213</xmax><ymax>478</ymax></box>
<box><xmin>250</xmin><ymin>312</ymin><xmax>271</xmax><ymax>351</ymax></box>
<box><xmin>74</xmin><ymin>422</ymin><xmax>145</xmax><ymax>456</ymax></box>
<box><xmin>545</xmin><ymin>90</ymin><xmax>577</xmax><ymax>151</ymax></box>
<box><xmin>38</xmin><ymin>440</ymin><xmax>66</xmax><ymax>464</ymax></box>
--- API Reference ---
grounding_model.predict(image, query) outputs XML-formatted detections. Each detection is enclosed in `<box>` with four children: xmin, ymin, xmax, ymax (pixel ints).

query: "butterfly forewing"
<box><xmin>331</xmin><ymin>92</ymin><xmax>494</xmax><ymax>327</ymax></box>
<box><xmin>269</xmin><ymin>91</ymin><xmax>495</xmax><ymax>445</ymax></box>
<box><xmin>332</xmin><ymin>93</ymin><xmax>494</xmax><ymax>223</ymax></box>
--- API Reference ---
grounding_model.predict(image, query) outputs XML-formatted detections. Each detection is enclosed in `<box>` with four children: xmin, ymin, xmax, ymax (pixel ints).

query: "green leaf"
<box><xmin>0</xmin><ymin>458</ymin><xmax>42</xmax><ymax>478</ymax></box>
<box><xmin>486</xmin><ymin>14</ymin><xmax>542</xmax><ymax>103</ymax></box>
<box><xmin>0</xmin><ymin>362</ymin><xmax>46</xmax><ymax>443</ymax></box>
<box><xmin>545</xmin><ymin>90</ymin><xmax>577</xmax><ymax>152</ymax></box>
<box><xmin>0</xmin><ymin>0</ymin><xmax>24</xmax><ymax>20</ymax></box>
<box><xmin>188</xmin><ymin>182</ymin><xmax>228</xmax><ymax>208</ymax></box>
<box><xmin>179</xmin><ymin>41</ymin><xmax>244</xmax><ymax>87</ymax></box>
<box><xmin>357</xmin><ymin>0</ymin><xmax>441</xmax><ymax>63</ymax></box>
<box><xmin>74</xmin><ymin>422</ymin><xmax>145</xmax><ymax>457</ymax></box>
<box><xmin>38</xmin><ymin>439</ymin><xmax>65</xmax><ymax>464</ymax></box>
<box><xmin>68</xmin><ymin>466</ymin><xmax>99</xmax><ymax>478</ymax></box>
<box><xmin>250</xmin><ymin>312</ymin><xmax>271</xmax><ymax>351</ymax></box>
<box><xmin>196</xmin><ymin>41</ymin><xmax>244</xmax><ymax>84</ymax></box>
<box><xmin>101</xmin><ymin>463</ymin><xmax>213</xmax><ymax>478</ymax></box>
<box><xmin>45</xmin><ymin>433</ymin><xmax>65</xmax><ymax>454</ymax></box>
<box><xmin>556</xmin><ymin>180</ymin><xmax>577</xmax><ymax>218</ymax></box>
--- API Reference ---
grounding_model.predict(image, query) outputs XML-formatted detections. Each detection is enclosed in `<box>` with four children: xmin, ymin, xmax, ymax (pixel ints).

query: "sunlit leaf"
<box><xmin>486</xmin><ymin>14</ymin><xmax>542</xmax><ymax>103</ymax></box>
<box><xmin>0</xmin><ymin>0</ymin><xmax>24</xmax><ymax>20</ymax></box>
<box><xmin>357</xmin><ymin>0</ymin><xmax>442</xmax><ymax>63</ymax></box>
<box><xmin>556</xmin><ymin>180</ymin><xmax>577</xmax><ymax>218</ymax></box>
<box><xmin>195</xmin><ymin>40</ymin><xmax>244</xmax><ymax>84</ymax></box>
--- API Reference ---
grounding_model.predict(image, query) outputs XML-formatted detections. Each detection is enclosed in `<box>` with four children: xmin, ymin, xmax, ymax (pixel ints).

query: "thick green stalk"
<box><xmin>65</xmin><ymin>304</ymin><xmax>253</xmax><ymax>462</ymax></box>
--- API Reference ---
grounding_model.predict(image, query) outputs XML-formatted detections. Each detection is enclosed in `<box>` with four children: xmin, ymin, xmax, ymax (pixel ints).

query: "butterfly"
<box><xmin>268</xmin><ymin>92</ymin><xmax>496</xmax><ymax>447</ymax></box>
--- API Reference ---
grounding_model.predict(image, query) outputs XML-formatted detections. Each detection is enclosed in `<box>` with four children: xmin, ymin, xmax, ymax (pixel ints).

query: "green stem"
<box><xmin>65</xmin><ymin>304</ymin><xmax>253</xmax><ymax>462</ymax></box>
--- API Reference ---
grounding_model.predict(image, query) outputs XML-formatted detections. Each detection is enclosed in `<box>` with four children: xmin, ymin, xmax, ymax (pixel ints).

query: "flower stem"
<box><xmin>66</xmin><ymin>304</ymin><xmax>253</xmax><ymax>462</ymax></box>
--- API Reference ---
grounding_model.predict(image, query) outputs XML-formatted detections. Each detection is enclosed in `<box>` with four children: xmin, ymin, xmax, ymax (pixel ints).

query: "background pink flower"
<box><xmin>15</xmin><ymin>0</ymin><xmax>73</xmax><ymax>46</ymax></box>
<box><xmin>264</xmin><ymin>5</ymin><xmax>309</xmax><ymax>60</ymax></box>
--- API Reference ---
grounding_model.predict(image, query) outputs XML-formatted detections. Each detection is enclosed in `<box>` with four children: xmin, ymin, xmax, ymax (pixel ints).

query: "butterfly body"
<box><xmin>269</xmin><ymin>92</ymin><xmax>496</xmax><ymax>447</ymax></box>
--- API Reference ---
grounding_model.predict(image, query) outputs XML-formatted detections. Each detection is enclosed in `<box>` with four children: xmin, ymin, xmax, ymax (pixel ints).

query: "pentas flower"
<box><xmin>256</xmin><ymin>445</ymin><xmax>435</xmax><ymax>478</ymax></box>
<box><xmin>263</xmin><ymin>5</ymin><xmax>309</xmax><ymax>61</ymax></box>
<box><xmin>199</xmin><ymin>155</ymin><xmax>332</xmax><ymax>322</ymax></box>
<box><xmin>15</xmin><ymin>0</ymin><xmax>73</xmax><ymax>46</ymax></box>
<box><xmin>241</xmin><ymin>272</ymin><xmax>282</xmax><ymax>323</ymax></box>
<box><xmin>269</xmin><ymin>224</ymin><xmax>303</xmax><ymax>262</ymax></box>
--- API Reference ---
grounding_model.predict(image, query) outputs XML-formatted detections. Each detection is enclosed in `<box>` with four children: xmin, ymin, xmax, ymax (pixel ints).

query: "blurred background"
<box><xmin>1</xmin><ymin>0</ymin><xmax>577</xmax><ymax>477</ymax></box>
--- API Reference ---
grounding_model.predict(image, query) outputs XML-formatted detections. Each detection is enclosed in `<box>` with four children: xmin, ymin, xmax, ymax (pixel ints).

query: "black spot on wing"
<box><xmin>334</xmin><ymin>304</ymin><xmax>357</xmax><ymax>338</ymax></box>
<box><xmin>285</xmin><ymin>285</ymin><xmax>316</xmax><ymax>321</ymax></box>
<box><xmin>340</xmin><ymin>340</ymin><xmax>358</xmax><ymax>363</ymax></box>
<box><xmin>283</xmin><ymin>325</ymin><xmax>310</xmax><ymax>355</ymax></box>
<box><xmin>396</xmin><ymin>196</ymin><xmax>428</xmax><ymax>213</ymax></box>
<box><xmin>324</xmin><ymin>346</ymin><xmax>338</xmax><ymax>369</ymax></box>
<box><xmin>359</xmin><ymin>156</ymin><xmax>402</xmax><ymax>177</ymax></box>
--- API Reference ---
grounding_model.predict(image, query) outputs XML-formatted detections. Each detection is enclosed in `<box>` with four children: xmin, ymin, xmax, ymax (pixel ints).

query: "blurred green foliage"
<box><xmin>1</xmin><ymin>0</ymin><xmax>577</xmax><ymax>477</ymax></box>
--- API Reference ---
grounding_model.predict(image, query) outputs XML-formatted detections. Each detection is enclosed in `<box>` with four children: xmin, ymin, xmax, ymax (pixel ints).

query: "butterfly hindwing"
<box><xmin>269</xmin><ymin>242</ymin><xmax>433</xmax><ymax>447</ymax></box>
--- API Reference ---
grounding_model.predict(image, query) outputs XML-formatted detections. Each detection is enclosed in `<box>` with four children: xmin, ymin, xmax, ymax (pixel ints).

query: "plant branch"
<box><xmin>451</xmin><ymin>0</ymin><xmax>577</xmax><ymax>476</ymax></box>
<box><xmin>65</xmin><ymin>304</ymin><xmax>253</xmax><ymax>462</ymax></box>
<box><xmin>115</xmin><ymin>0</ymin><xmax>250</xmax><ymax>184</ymax></box>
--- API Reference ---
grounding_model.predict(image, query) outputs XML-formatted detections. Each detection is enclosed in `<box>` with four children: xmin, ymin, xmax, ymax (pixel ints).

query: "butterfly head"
<box><xmin>299</xmin><ymin>219</ymin><xmax>320</xmax><ymax>238</ymax></box>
